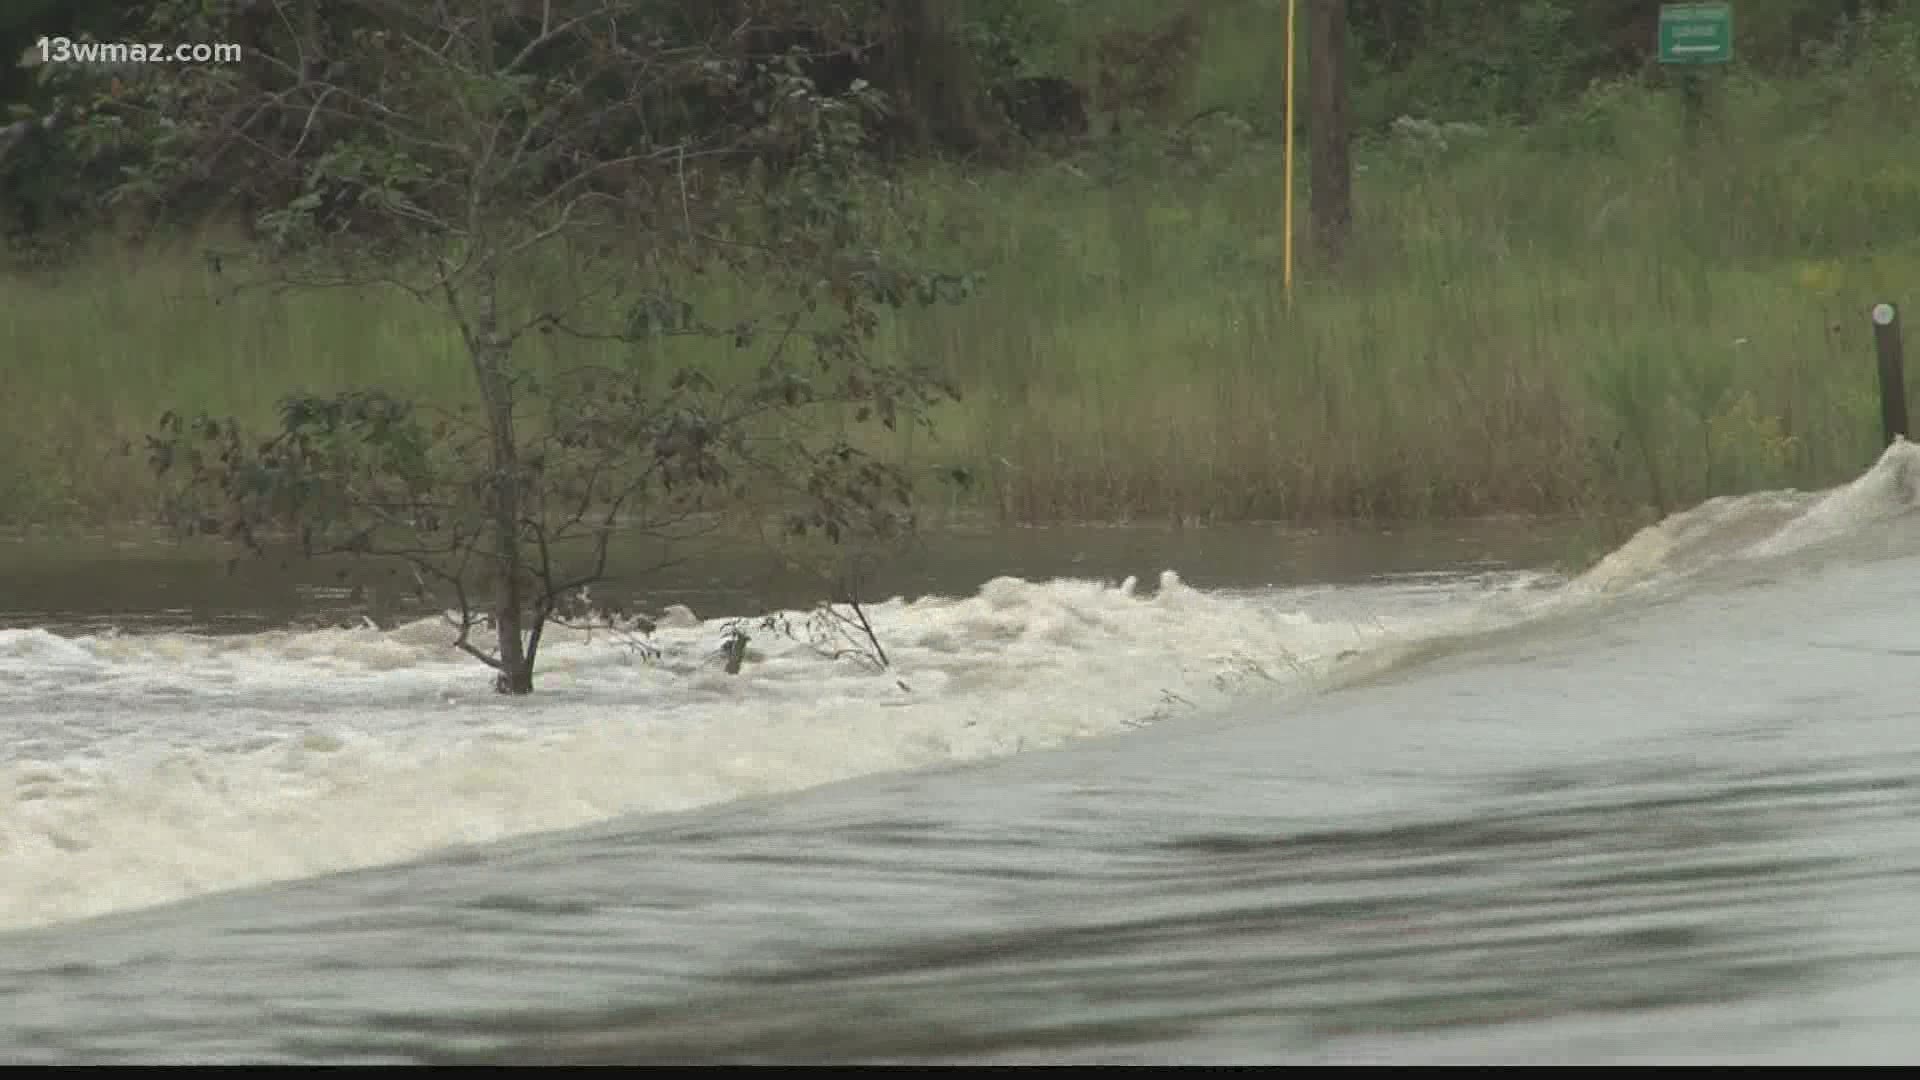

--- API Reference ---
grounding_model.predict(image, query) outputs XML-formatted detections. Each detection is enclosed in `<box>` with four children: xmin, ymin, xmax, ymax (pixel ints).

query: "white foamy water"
<box><xmin>1569</xmin><ymin>438</ymin><xmax>1920</xmax><ymax>596</ymax></box>
<box><xmin>0</xmin><ymin>569</ymin><xmax>1541</xmax><ymax>932</ymax></box>
<box><xmin>8</xmin><ymin>440</ymin><xmax>1920</xmax><ymax>940</ymax></box>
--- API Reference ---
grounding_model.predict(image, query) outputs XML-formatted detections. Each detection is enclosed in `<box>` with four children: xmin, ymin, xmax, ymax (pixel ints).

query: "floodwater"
<box><xmin>3</xmin><ymin>448</ymin><xmax>1920</xmax><ymax>1064</ymax></box>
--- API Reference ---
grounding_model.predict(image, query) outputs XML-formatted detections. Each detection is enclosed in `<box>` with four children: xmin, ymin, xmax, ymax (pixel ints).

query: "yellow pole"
<box><xmin>1283</xmin><ymin>0</ymin><xmax>1296</xmax><ymax>302</ymax></box>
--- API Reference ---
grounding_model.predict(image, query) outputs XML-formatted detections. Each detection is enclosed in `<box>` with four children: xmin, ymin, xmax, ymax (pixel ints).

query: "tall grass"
<box><xmin>6</xmin><ymin>6</ymin><xmax>1920</xmax><ymax>526</ymax></box>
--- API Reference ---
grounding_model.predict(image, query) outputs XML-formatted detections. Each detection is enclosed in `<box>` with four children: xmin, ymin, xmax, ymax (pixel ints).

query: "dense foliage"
<box><xmin>5</xmin><ymin>0</ymin><xmax>1908</xmax><ymax>248</ymax></box>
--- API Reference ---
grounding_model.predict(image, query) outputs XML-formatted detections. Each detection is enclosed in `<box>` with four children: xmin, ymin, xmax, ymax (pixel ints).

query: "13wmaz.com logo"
<box><xmin>31</xmin><ymin>37</ymin><xmax>243</xmax><ymax>66</ymax></box>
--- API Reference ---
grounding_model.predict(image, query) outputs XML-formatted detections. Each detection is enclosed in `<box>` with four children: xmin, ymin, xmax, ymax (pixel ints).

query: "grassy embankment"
<box><xmin>4</xmin><ymin>7</ymin><xmax>1919</xmax><ymax>530</ymax></box>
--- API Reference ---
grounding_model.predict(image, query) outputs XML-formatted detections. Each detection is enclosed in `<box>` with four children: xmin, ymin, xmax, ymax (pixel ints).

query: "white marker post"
<box><xmin>1873</xmin><ymin>302</ymin><xmax>1907</xmax><ymax>446</ymax></box>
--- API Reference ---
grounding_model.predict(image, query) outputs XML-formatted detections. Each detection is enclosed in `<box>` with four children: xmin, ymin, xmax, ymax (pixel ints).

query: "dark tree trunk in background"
<box><xmin>879</xmin><ymin>0</ymin><xmax>1003</xmax><ymax>156</ymax></box>
<box><xmin>1309</xmin><ymin>0</ymin><xmax>1352</xmax><ymax>266</ymax></box>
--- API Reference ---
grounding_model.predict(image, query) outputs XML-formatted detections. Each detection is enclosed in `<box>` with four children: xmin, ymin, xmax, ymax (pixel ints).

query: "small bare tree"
<box><xmin>753</xmin><ymin>511</ymin><xmax>907</xmax><ymax>674</ymax></box>
<box><xmin>116</xmin><ymin>0</ymin><xmax>971</xmax><ymax>693</ymax></box>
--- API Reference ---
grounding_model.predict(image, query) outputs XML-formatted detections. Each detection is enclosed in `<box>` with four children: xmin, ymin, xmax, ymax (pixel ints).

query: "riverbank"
<box><xmin>5</xmin><ymin>16</ymin><xmax>1917</xmax><ymax>529</ymax></box>
<box><xmin>0</xmin><ymin>514</ymin><xmax>1599</xmax><ymax>639</ymax></box>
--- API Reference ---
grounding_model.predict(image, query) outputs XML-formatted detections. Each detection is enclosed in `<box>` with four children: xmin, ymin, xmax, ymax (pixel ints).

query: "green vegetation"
<box><xmin>5</xmin><ymin>1</ymin><xmax>1920</xmax><ymax>528</ymax></box>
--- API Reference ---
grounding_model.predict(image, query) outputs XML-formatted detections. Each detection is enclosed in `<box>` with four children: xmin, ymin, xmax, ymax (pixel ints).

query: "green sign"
<box><xmin>1659</xmin><ymin>3</ymin><xmax>1733</xmax><ymax>64</ymax></box>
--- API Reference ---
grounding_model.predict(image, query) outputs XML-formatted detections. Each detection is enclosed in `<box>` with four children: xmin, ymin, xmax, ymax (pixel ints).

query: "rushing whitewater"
<box><xmin>0</xmin><ymin>569</ymin><xmax>1534</xmax><ymax>932</ymax></box>
<box><xmin>6</xmin><ymin>439</ymin><xmax>1920</xmax><ymax>936</ymax></box>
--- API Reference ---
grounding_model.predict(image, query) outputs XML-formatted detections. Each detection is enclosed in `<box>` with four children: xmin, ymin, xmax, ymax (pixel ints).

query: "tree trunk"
<box><xmin>882</xmin><ymin>0</ymin><xmax>1001</xmax><ymax>156</ymax></box>
<box><xmin>1308</xmin><ymin>0</ymin><xmax>1352</xmax><ymax>266</ymax></box>
<box><xmin>472</xmin><ymin>280</ymin><xmax>534</xmax><ymax>695</ymax></box>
